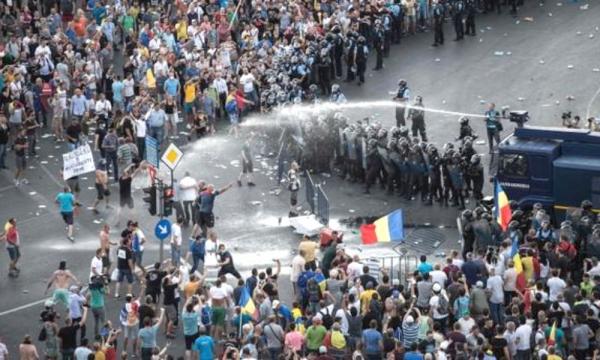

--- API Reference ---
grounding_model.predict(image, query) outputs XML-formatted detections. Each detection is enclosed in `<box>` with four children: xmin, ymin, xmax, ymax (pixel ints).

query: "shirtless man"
<box><xmin>92</xmin><ymin>160</ymin><xmax>110</xmax><ymax>214</ymax></box>
<box><xmin>45</xmin><ymin>261</ymin><xmax>80</xmax><ymax>309</ymax></box>
<box><xmin>208</xmin><ymin>278</ymin><xmax>230</xmax><ymax>340</ymax></box>
<box><xmin>99</xmin><ymin>224</ymin><xmax>117</xmax><ymax>274</ymax></box>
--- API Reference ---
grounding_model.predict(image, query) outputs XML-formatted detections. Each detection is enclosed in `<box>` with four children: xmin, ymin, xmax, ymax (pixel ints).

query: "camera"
<box><xmin>509</xmin><ymin>110</ymin><xmax>529</xmax><ymax>128</ymax></box>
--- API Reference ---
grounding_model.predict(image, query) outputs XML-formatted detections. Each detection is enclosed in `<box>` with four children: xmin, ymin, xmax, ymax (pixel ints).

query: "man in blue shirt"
<box><xmin>70</xmin><ymin>88</ymin><xmax>88</xmax><ymax>121</ymax></box>
<box><xmin>192</xmin><ymin>328</ymin><xmax>215</xmax><ymax>360</ymax></box>
<box><xmin>484</xmin><ymin>102</ymin><xmax>502</xmax><ymax>153</ymax></box>
<box><xmin>197</xmin><ymin>183</ymin><xmax>233</xmax><ymax>236</ymax></box>
<box><xmin>111</xmin><ymin>76</ymin><xmax>125</xmax><ymax>112</ymax></box>
<box><xmin>362</xmin><ymin>319</ymin><xmax>383</xmax><ymax>359</ymax></box>
<box><xmin>404</xmin><ymin>343</ymin><xmax>425</xmax><ymax>360</ymax></box>
<box><xmin>56</xmin><ymin>187</ymin><xmax>76</xmax><ymax>241</ymax></box>
<box><xmin>147</xmin><ymin>103</ymin><xmax>167</xmax><ymax>149</ymax></box>
<box><xmin>138</xmin><ymin>308</ymin><xmax>165</xmax><ymax>360</ymax></box>
<box><xmin>417</xmin><ymin>255</ymin><xmax>433</xmax><ymax>276</ymax></box>
<box><xmin>163</xmin><ymin>73</ymin><xmax>180</xmax><ymax>99</ymax></box>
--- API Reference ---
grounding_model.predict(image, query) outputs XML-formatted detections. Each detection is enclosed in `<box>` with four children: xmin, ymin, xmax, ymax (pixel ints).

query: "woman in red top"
<box><xmin>2</xmin><ymin>218</ymin><xmax>21</xmax><ymax>277</ymax></box>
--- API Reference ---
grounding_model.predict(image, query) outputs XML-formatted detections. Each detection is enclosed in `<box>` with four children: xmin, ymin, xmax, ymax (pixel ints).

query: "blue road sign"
<box><xmin>146</xmin><ymin>136</ymin><xmax>159</xmax><ymax>168</ymax></box>
<box><xmin>154</xmin><ymin>219</ymin><xmax>171</xmax><ymax>241</ymax></box>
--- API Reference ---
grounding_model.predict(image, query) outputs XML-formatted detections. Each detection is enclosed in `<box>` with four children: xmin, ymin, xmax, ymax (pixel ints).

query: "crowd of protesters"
<box><xmin>1</xmin><ymin>0</ymin><xmax>593</xmax><ymax>359</ymax></box>
<box><xmin>2</xmin><ymin>198</ymin><xmax>600</xmax><ymax>360</ymax></box>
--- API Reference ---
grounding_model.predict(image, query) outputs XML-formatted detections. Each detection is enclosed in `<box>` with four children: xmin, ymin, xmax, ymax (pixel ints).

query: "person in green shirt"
<box><xmin>321</xmin><ymin>242</ymin><xmax>337</xmax><ymax>278</ymax></box>
<box><xmin>121</xmin><ymin>13</ymin><xmax>135</xmax><ymax>33</ymax></box>
<box><xmin>580</xmin><ymin>273</ymin><xmax>594</xmax><ymax>298</ymax></box>
<box><xmin>305</xmin><ymin>317</ymin><xmax>327</xmax><ymax>353</ymax></box>
<box><xmin>87</xmin><ymin>277</ymin><xmax>108</xmax><ymax>338</ymax></box>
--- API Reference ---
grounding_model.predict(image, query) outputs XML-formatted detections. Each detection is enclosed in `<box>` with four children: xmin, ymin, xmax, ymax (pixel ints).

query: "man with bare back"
<box><xmin>100</xmin><ymin>224</ymin><xmax>117</xmax><ymax>274</ymax></box>
<box><xmin>92</xmin><ymin>160</ymin><xmax>110</xmax><ymax>214</ymax></box>
<box><xmin>45</xmin><ymin>261</ymin><xmax>80</xmax><ymax>309</ymax></box>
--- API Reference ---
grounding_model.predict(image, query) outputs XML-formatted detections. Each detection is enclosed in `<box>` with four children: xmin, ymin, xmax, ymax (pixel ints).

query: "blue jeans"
<box><xmin>191</xmin><ymin>253</ymin><xmax>204</xmax><ymax>274</ymax></box>
<box><xmin>268</xmin><ymin>347</ymin><xmax>282</xmax><ymax>360</ymax></box>
<box><xmin>171</xmin><ymin>244</ymin><xmax>181</xmax><ymax>266</ymax></box>
<box><xmin>149</xmin><ymin>126</ymin><xmax>164</xmax><ymax>149</ymax></box>
<box><xmin>105</xmin><ymin>151</ymin><xmax>118</xmax><ymax>182</ymax></box>
<box><xmin>0</xmin><ymin>143</ymin><xmax>7</xmax><ymax>168</ymax></box>
<box><xmin>490</xmin><ymin>301</ymin><xmax>504</xmax><ymax>325</ymax></box>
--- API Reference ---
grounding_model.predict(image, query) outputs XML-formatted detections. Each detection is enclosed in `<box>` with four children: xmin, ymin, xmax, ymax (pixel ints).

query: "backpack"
<box><xmin>307</xmin><ymin>279</ymin><xmax>320</xmax><ymax>303</ymax></box>
<box><xmin>437</xmin><ymin>294</ymin><xmax>449</xmax><ymax>315</ymax></box>
<box><xmin>321</xmin><ymin>306</ymin><xmax>337</xmax><ymax>330</ymax></box>
<box><xmin>225</xmin><ymin>99</ymin><xmax>237</xmax><ymax>114</ymax></box>
<box><xmin>201</xmin><ymin>305</ymin><xmax>212</xmax><ymax>326</ymax></box>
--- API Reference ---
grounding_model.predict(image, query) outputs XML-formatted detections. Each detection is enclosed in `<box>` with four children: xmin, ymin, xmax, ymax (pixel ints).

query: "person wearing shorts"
<box><xmin>3</xmin><ymin>218</ymin><xmax>21</xmax><ymax>276</ymax></box>
<box><xmin>237</xmin><ymin>140</ymin><xmax>255</xmax><ymax>187</ymax></box>
<box><xmin>13</xmin><ymin>128</ymin><xmax>28</xmax><ymax>186</ymax></box>
<box><xmin>56</xmin><ymin>187</ymin><xmax>76</xmax><ymax>241</ymax></box>
<box><xmin>115</xmin><ymin>234</ymin><xmax>134</xmax><ymax>298</ymax></box>
<box><xmin>52</xmin><ymin>288</ymin><xmax>70</xmax><ymax>308</ymax></box>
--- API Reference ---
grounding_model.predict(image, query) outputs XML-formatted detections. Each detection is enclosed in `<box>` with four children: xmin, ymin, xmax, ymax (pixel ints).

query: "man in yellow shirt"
<box><xmin>359</xmin><ymin>282</ymin><xmax>377</xmax><ymax>315</ymax></box>
<box><xmin>183</xmin><ymin>79</ymin><xmax>198</xmax><ymax>123</ymax></box>
<box><xmin>298</xmin><ymin>236</ymin><xmax>319</xmax><ymax>270</ymax></box>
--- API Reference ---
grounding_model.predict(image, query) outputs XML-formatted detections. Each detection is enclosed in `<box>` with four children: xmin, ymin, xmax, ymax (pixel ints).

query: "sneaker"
<box><xmin>67</xmin><ymin>236</ymin><xmax>75</xmax><ymax>242</ymax></box>
<box><xmin>14</xmin><ymin>179</ymin><xmax>19</xmax><ymax>186</ymax></box>
<box><xmin>237</xmin><ymin>180</ymin><xmax>242</xmax><ymax>187</ymax></box>
<box><xmin>247</xmin><ymin>182</ymin><xmax>256</xmax><ymax>187</ymax></box>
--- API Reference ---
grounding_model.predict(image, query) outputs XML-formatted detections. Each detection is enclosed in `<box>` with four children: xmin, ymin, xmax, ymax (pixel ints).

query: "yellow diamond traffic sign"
<box><xmin>161</xmin><ymin>143</ymin><xmax>183</xmax><ymax>170</ymax></box>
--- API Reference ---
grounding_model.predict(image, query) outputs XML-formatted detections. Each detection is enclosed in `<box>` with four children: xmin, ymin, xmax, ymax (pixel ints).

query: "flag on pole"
<box><xmin>494</xmin><ymin>181</ymin><xmax>512</xmax><ymax>231</ymax></box>
<box><xmin>360</xmin><ymin>210</ymin><xmax>404</xmax><ymax>244</ymax></box>
<box><xmin>547</xmin><ymin>321</ymin><xmax>557</xmax><ymax>346</ymax></box>
<box><xmin>238</xmin><ymin>286</ymin><xmax>257</xmax><ymax>319</ymax></box>
<box><xmin>510</xmin><ymin>236</ymin><xmax>527</xmax><ymax>291</ymax></box>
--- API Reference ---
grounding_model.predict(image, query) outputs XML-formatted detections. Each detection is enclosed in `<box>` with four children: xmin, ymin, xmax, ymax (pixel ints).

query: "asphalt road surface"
<box><xmin>1</xmin><ymin>0</ymin><xmax>600</xmax><ymax>354</ymax></box>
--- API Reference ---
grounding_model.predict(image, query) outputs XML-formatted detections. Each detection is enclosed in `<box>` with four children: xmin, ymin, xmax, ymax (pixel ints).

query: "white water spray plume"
<box><xmin>241</xmin><ymin>100</ymin><xmax>487</xmax><ymax>128</ymax></box>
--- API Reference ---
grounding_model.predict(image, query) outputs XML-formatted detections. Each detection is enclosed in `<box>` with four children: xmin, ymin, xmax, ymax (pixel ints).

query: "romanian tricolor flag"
<box><xmin>314</xmin><ymin>272</ymin><xmax>327</xmax><ymax>294</ymax></box>
<box><xmin>238</xmin><ymin>286</ymin><xmax>258</xmax><ymax>319</ymax></box>
<box><xmin>511</xmin><ymin>236</ymin><xmax>527</xmax><ymax>291</ymax></box>
<box><xmin>547</xmin><ymin>321</ymin><xmax>557</xmax><ymax>346</ymax></box>
<box><xmin>360</xmin><ymin>210</ymin><xmax>404</xmax><ymax>245</ymax></box>
<box><xmin>494</xmin><ymin>181</ymin><xmax>512</xmax><ymax>231</ymax></box>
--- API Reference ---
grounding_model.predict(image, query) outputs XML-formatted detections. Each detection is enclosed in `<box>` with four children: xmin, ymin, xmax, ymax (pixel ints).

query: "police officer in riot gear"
<box><xmin>465</xmin><ymin>0</ymin><xmax>477</xmax><ymax>36</ymax></box>
<box><xmin>461</xmin><ymin>209</ymin><xmax>476</xmax><ymax>259</ymax></box>
<box><xmin>331</xmin><ymin>26</ymin><xmax>344</xmax><ymax>79</ymax></box>
<box><xmin>330</xmin><ymin>84</ymin><xmax>347</xmax><ymax>104</ymax></box>
<box><xmin>457</xmin><ymin>117</ymin><xmax>477</xmax><ymax>142</ymax></box>
<box><xmin>468</xmin><ymin>154</ymin><xmax>484</xmax><ymax>201</ymax></box>
<box><xmin>354</xmin><ymin>36</ymin><xmax>369</xmax><ymax>85</ymax></box>
<box><xmin>317</xmin><ymin>41</ymin><xmax>332</xmax><ymax>96</ymax></box>
<box><xmin>373</xmin><ymin>19</ymin><xmax>385</xmax><ymax>71</ymax></box>
<box><xmin>432</xmin><ymin>0</ymin><xmax>445</xmax><ymax>46</ymax></box>
<box><xmin>345</xmin><ymin>32</ymin><xmax>357</xmax><ymax>83</ymax></box>
<box><xmin>408</xmin><ymin>95</ymin><xmax>427</xmax><ymax>142</ymax></box>
<box><xmin>393</xmin><ymin>80</ymin><xmax>410</xmax><ymax>127</ymax></box>
<box><xmin>364</xmin><ymin>138</ymin><xmax>382</xmax><ymax>194</ymax></box>
<box><xmin>427</xmin><ymin>144</ymin><xmax>443</xmax><ymax>204</ymax></box>
<box><xmin>452</xmin><ymin>0</ymin><xmax>465</xmax><ymax>41</ymax></box>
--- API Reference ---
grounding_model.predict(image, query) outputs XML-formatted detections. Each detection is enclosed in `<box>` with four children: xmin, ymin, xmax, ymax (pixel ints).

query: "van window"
<box><xmin>500</xmin><ymin>154</ymin><xmax>528</xmax><ymax>178</ymax></box>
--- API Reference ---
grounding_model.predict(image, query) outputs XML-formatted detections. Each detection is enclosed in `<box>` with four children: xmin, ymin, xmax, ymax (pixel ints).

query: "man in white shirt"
<box><xmin>514</xmin><ymin>317</ymin><xmax>533</xmax><ymax>359</ymax></box>
<box><xmin>178</xmin><ymin>172</ymin><xmax>198</xmax><ymax>226</ymax></box>
<box><xmin>547</xmin><ymin>269</ymin><xmax>566</xmax><ymax>302</ymax></box>
<box><xmin>430</xmin><ymin>263</ymin><xmax>448</xmax><ymax>288</ymax></box>
<box><xmin>212</xmin><ymin>73</ymin><xmax>228</xmax><ymax>117</ymax></box>
<box><xmin>170</xmin><ymin>217</ymin><xmax>183</xmax><ymax>266</ymax></box>
<box><xmin>347</xmin><ymin>255</ymin><xmax>363</xmax><ymax>282</ymax></box>
<box><xmin>90</xmin><ymin>248</ymin><xmax>105</xmax><ymax>280</ymax></box>
<box><xmin>95</xmin><ymin>93</ymin><xmax>112</xmax><ymax>122</ymax></box>
<box><xmin>239</xmin><ymin>68</ymin><xmax>257</xmax><ymax>108</ymax></box>
<box><xmin>290</xmin><ymin>250</ymin><xmax>306</xmax><ymax>295</ymax></box>
<box><xmin>486</xmin><ymin>268</ymin><xmax>505</xmax><ymax>325</ymax></box>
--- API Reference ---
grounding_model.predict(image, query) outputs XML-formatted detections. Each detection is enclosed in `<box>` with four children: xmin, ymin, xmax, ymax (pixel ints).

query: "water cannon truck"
<box><xmin>496</xmin><ymin>124</ymin><xmax>600</xmax><ymax>220</ymax></box>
